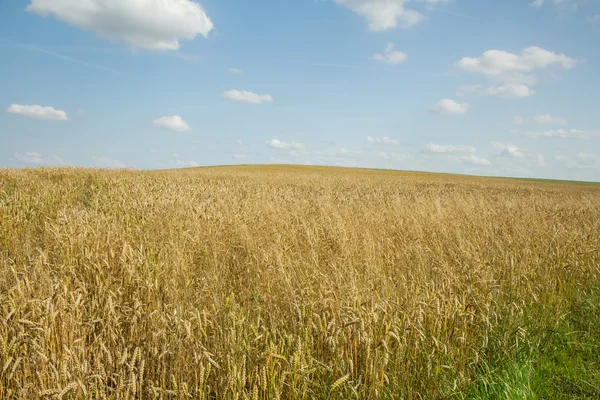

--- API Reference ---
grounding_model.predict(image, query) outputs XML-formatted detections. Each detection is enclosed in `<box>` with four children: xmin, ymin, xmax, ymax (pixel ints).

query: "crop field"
<box><xmin>1</xmin><ymin>165</ymin><xmax>599</xmax><ymax>399</ymax></box>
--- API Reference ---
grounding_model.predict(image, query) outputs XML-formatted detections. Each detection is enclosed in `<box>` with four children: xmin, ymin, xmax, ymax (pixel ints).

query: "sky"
<box><xmin>1</xmin><ymin>0</ymin><xmax>599</xmax><ymax>181</ymax></box>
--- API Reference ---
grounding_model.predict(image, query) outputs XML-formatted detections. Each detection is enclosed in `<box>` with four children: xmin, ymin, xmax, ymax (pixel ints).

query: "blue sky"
<box><xmin>1</xmin><ymin>0</ymin><xmax>599</xmax><ymax>181</ymax></box>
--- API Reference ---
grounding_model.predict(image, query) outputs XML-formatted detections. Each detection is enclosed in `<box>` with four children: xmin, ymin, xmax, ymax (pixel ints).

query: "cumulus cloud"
<box><xmin>513</xmin><ymin>129</ymin><xmax>598</xmax><ymax>139</ymax></box>
<box><xmin>152</xmin><ymin>115</ymin><xmax>191</xmax><ymax>132</ymax></box>
<box><xmin>535</xmin><ymin>113</ymin><xmax>567</xmax><ymax>125</ymax></box>
<box><xmin>92</xmin><ymin>156</ymin><xmax>126</xmax><ymax>168</ymax></box>
<box><xmin>367</xmin><ymin>136</ymin><xmax>400</xmax><ymax>145</ymax></box>
<box><xmin>429</xmin><ymin>99</ymin><xmax>471</xmax><ymax>115</ymax></box>
<box><xmin>456</xmin><ymin>46</ymin><xmax>579</xmax><ymax>77</ymax></box>
<box><xmin>267</xmin><ymin>139</ymin><xmax>305</xmax><ymax>150</ymax></box>
<box><xmin>6</xmin><ymin>104</ymin><xmax>68</xmax><ymax>120</ymax></box>
<box><xmin>332</xmin><ymin>0</ymin><xmax>424</xmax><ymax>31</ymax></box>
<box><xmin>228</xmin><ymin>68</ymin><xmax>243</xmax><ymax>74</ymax></box>
<box><xmin>487</xmin><ymin>84</ymin><xmax>535</xmax><ymax>98</ymax></box>
<box><xmin>371</xmin><ymin>43</ymin><xmax>407</xmax><ymax>65</ymax></box>
<box><xmin>26</xmin><ymin>0</ymin><xmax>214</xmax><ymax>51</ymax></box>
<box><xmin>491</xmin><ymin>142</ymin><xmax>525</xmax><ymax>158</ymax></box>
<box><xmin>460</xmin><ymin>154</ymin><xmax>491</xmax><ymax>166</ymax></box>
<box><xmin>425</xmin><ymin>144</ymin><xmax>477</xmax><ymax>154</ymax></box>
<box><xmin>222</xmin><ymin>90</ymin><xmax>273</xmax><ymax>104</ymax></box>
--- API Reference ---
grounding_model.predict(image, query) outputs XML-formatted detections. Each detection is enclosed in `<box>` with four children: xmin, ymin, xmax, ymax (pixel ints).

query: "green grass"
<box><xmin>457</xmin><ymin>285</ymin><xmax>600</xmax><ymax>399</ymax></box>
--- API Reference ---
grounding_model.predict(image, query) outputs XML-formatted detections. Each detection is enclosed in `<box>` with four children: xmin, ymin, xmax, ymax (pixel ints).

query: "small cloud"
<box><xmin>233</xmin><ymin>154</ymin><xmax>247</xmax><ymax>159</ymax></box>
<box><xmin>425</xmin><ymin>143</ymin><xmax>477</xmax><ymax>154</ymax></box>
<box><xmin>6</xmin><ymin>104</ymin><xmax>68</xmax><ymax>120</ymax></box>
<box><xmin>513</xmin><ymin>129</ymin><xmax>598</xmax><ymax>139</ymax></box>
<box><xmin>491</xmin><ymin>141</ymin><xmax>525</xmax><ymax>158</ymax></box>
<box><xmin>267</xmin><ymin>139</ymin><xmax>305</xmax><ymax>150</ymax></box>
<box><xmin>228</xmin><ymin>68</ymin><xmax>243</xmax><ymax>74</ymax></box>
<box><xmin>460</xmin><ymin>154</ymin><xmax>491</xmax><ymax>166</ymax></box>
<box><xmin>188</xmin><ymin>160</ymin><xmax>198</xmax><ymax>167</ymax></box>
<box><xmin>235</xmin><ymin>139</ymin><xmax>243</xmax><ymax>145</ymax></box>
<box><xmin>149</xmin><ymin>149</ymin><xmax>157</xmax><ymax>153</ymax></box>
<box><xmin>367</xmin><ymin>136</ymin><xmax>400</xmax><ymax>145</ymax></box>
<box><xmin>371</xmin><ymin>43</ymin><xmax>407</xmax><ymax>65</ymax></box>
<box><xmin>222</xmin><ymin>90</ymin><xmax>273</xmax><ymax>104</ymax></box>
<box><xmin>576</xmin><ymin>153</ymin><xmax>599</xmax><ymax>165</ymax></box>
<box><xmin>429</xmin><ymin>99</ymin><xmax>471</xmax><ymax>115</ymax></box>
<box><xmin>91</xmin><ymin>156</ymin><xmax>126</xmax><ymax>168</ymax></box>
<box><xmin>588</xmin><ymin>14</ymin><xmax>600</xmax><ymax>22</ymax></box>
<box><xmin>513</xmin><ymin>116</ymin><xmax>525</xmax><ymax>125</ymax></box>
<box><xmin>555</xmin><ymin>153</ymin><xmax>599</xmax><ymax>169</ymax></box>
<box><xmin>51</xmin><ymin>154</ymin><xmax>66</xmax><ymax>165</ymax></box>
<box><xmin>534</xmin><ymin>113</ymin><xmax>567</xmax><ymax>125</ymax></box>
<box><xmin>530</xmin><ymin>0</ymin><xmax>544</xmax><ymax>8</ymax></box>
<box><xmin>75</xmin><ymin>108</ymin><xmax>86</xmax><ymax>116</ymax></box>
<box><xmin>456</xmin><ymin>47</ymin><xmax>579</xmax><ymax>78</ymax></box>
<box><xmin>456</xmin><ymin>84</ymin><xmax>482</xmax><ymax>96</ymax></box>
<box><xmin>332</xmin><ymin>0</ymin><xmax>424</xmax><ymax>31</ymax></box>
<box><xmin>14</xmin><ymin>152</ymin><xmax>43</xmax><ymax>164</ymax></box>
<box><xmin>152</xmin><ymin>115</ymin><xmax>191</xmax><ymax>132</ymax></box>
<box><xmin>487</xmin><ymin>84</ymin><xmax>535</xmax><ymax>98</ymax></box>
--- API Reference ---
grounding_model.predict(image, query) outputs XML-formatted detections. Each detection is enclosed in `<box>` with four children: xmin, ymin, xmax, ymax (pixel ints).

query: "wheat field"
<box><xmin>1</xmin><ymin>165</ymin><xmax>599</xmax><ymax>399</ymax></box>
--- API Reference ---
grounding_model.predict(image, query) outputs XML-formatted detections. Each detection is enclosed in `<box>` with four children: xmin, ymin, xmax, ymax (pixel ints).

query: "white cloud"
<box><xmin>456</xmin><ymin>84</ymin><xmax>482</xmax><ymax>96</ymax></box>
<box><xmin>487</xmin><ymin>84</ymin><xmax>535</xmax><ymax>98</ymax></box>
<box><xmin>531</xmin><ymin>0</ymin><xmax>544</xmax><ymax>8</ymax></box>
<box><xmin>429</xmin><ymin>99</ymin><xmax>471</xmax><ymax>115</ymax></box>
<box><xmin>513</xmin><ymin>128</ymin><xmax>599</xmax><ymax>139</ymax></box>
<box><xmin>456</xmin><ymin>47</ymin><xmax>579</xmax><ymax>77</ymax></box>
<box><xmin>425</xmin><ymin>143</ymin><xmax>477</xmax><ymax>154</ymax></box>
<box><xmin>51</xmin><ymin>154</ymin><xmax>66</xmax><ymax>165</ymax></box>
<box><xmin>513</xmin><ymin>116</ymin><xmax>525</xmax><ymax>125</ymax></box>
<box><xmin>91</xmin><ymin>156</ymin><xmax>126</xmax><ymax>168</ymax></box>
<box><xmin>371</xmin><ymin>43</ymin><xmax>407</xmax><ymax>65</ymax></box>
<box><xmin>589</xmin><ymin>14</ymin><xmax>600</xmax><ymax>22</ymax></box>
<box><xmin>6</xmin><ymin>104</ymin><xmax>68</xmax><ymax>120</ymax></box>
<box><xmin>267</xmin><ymin>139</ymin><xmax>305</xmax><ymax>150</ymax></box>
<box><xmin>152</xmin><ymin>115</ymin><xmax>191</xmax><ymax>132</ymax></box>
<box><xmin>188</xmin><ymin>160</ymin><xmax>198</xmax><ymax>167</ymax></box>
<box><xmin>367</xmin><ymin>136</ymin><xmax>400</xmax><ymax>145</ymax></box>
<box><xmin>460</xmin><ymin>154</ymin><xmax>491</xmax><ymax>166</ymax></box>
<box><xmin>233</xmin><ymin>154</ymin><xmax>247</xmax><ymax>159</ymax></box>
<box><xmin>491</xmin><ymin>141</ymin><xmax>525</xmax><ymax>158</ymax></box>
<box><xmin>534</xmin><ymin>113</ymin><xmax>567</xmax><ymax>125</ymax></box>
<box><xmin>222</xmin><ymin>90</ymin><xmax>273</xmax><ymax>104</ymax></box>
<box><xmin>228</xmin><ymin>68</ymin><xmax>243</xmax><ymax>74</ymax></box>
<box><xmin>27</xmin><ymin>0</ymin><xmax>214</xmax><ymax>51</ymax></box>
<box><xmin>14</xmin><ymin>152</ymin><xmax>43</xmax><ymax>164</ymax></box>
<box><xmin>555</xmin><ymin>153</ymin><xmax>599</xmax><ymax>169</ymax></box>
<box><xmin>332</xmin><ymin>0</ymin><xmax>424</xmax><ymax>31</ymax></box>
<box><xmin>14</xmin><ymin>152</ymin><xmax>67</xmax><ymax>165</ymax></box>
<box><xmin>576</xmin><ymin>153</ymin><xmax>599</xmax><ymax>165</ymax></box>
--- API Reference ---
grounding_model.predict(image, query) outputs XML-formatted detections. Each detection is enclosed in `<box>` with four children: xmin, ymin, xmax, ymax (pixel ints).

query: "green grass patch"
<box><xmin>457</xmin><ymin>286</ymin><xmax>600</xmax><ymax>399</ymax></box>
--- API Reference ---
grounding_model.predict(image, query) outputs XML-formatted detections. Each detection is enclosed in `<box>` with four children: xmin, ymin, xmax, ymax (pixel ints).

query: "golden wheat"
<box><xmin>0</xmin><ymin>165</ymin><xmax>599</xmax><ymax>398</ymax></box>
